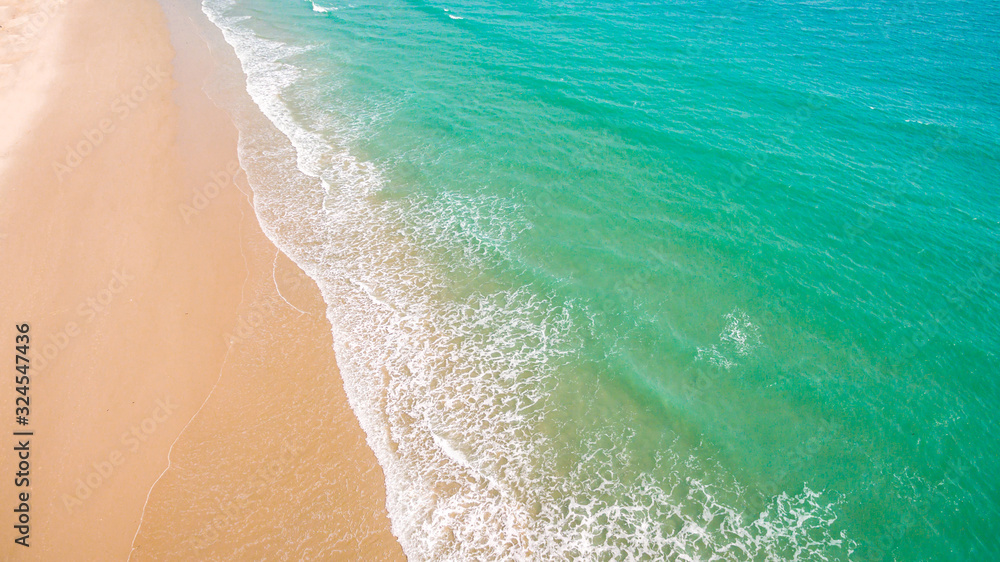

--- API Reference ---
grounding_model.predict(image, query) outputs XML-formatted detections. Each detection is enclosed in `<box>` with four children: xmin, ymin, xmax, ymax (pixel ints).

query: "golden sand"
<box><xmin>0</xmin><ymin>0</ymin><xmax>404</xmax><ymax>558</ymax></box>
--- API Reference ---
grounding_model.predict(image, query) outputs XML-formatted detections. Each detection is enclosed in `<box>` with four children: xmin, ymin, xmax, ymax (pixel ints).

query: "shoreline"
<box><xmin>0</xmin><ymin>0</ymin><xmax>404</xmax><ymax>559</ymax></box>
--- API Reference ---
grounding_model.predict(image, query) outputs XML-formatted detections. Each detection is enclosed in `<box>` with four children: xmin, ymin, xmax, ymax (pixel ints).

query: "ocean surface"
<box><xmin>199</xmin><ymin>0</ymin><xmax>1000</xmax><ymax>559</ymax></box>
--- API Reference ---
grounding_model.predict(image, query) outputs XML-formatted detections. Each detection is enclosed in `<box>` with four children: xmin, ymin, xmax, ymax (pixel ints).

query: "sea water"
<box><xmin>200</xmin><ymin>0</ymin><xmax>1000</xmax><ymax>559</ymax></box>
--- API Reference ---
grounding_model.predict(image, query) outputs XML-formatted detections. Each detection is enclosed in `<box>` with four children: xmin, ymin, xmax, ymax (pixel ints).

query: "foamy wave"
<box><xmin>697</xmin><ymin>308</ymin><xmax>762</xmax><ymax>370</ymax></box>
<box><xmin>201</xmin><ymin>1</ymin><xmax>853</xmax><ymax>559</ymax></box>
<box><xmin>308</xmin><ymin>2</ymin><xmax>337</xmax><ymax>12</ymax></box>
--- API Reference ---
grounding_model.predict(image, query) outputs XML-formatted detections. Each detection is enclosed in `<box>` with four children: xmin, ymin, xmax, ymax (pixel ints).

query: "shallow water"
<box><xmin>201</xmin><ymin>0</ymin><xmax>1000</xmax><ymax>558</ymax></box>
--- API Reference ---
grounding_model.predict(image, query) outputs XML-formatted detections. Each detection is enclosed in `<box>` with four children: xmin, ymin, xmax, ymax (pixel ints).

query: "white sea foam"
<box><xmin>697</xmin><ymin>308</ymin><xmax>762</xmax><ymax>370</ymax></box>
<box><xmin>301</xmin><ymin>0</ymin><xmax>337</xmax><ymax>12</ymax></box>
<box><xmin>200</xmin><ymin>1</ymin><xmax>855</xmax><ymax>559</ymax></box>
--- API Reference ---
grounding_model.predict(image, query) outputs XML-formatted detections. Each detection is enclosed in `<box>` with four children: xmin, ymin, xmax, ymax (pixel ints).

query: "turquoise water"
<box><xmin>202</xmin><ymin>0</ymin><xmax>1000</xmax><ymax>559</ymax></box>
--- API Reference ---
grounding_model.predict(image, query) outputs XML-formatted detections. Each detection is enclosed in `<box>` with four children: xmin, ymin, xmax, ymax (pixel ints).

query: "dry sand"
<box><xmin>0</xmin><ymin>0</ymin><xmax>404</xmax><ymax>559</ymax></box>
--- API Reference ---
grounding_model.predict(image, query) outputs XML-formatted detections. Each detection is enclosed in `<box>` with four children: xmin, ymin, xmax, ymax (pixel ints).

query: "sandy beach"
<box><xmin>0</xmin><ymin>0</ymin><xmax>404</xmax><ymax>559</ymax></box>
